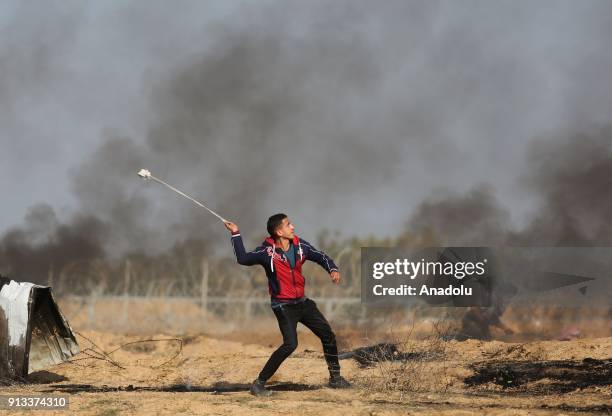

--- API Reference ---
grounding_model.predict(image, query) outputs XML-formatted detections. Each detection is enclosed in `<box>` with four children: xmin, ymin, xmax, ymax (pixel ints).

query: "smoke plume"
<box><xmin>406</xmin><ymin>127</ymin><xmax>612</xmax><ymax>246</ymax></box>
<box><xmin>2</xmin><ymin>1</ymin><xmax>612</xmax><ymax>285</ymax></box>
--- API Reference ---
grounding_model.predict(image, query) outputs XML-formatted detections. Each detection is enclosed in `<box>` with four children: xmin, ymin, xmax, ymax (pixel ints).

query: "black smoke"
<box><xmin>405</xmin><ymin>127</ymin><xmax>612</xmax><ymax>246</ymax></box>
<box><xmin>2</xmin><ymin>1</ymin><xmax>612</xmax><ymax>288</ymax></box>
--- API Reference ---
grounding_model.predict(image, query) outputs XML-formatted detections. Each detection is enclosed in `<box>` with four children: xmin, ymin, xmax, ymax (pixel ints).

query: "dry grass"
<box><xmin>348</xmin><ymin>312</ymin><xmax>454</xmax><ymax>400</ymax></box>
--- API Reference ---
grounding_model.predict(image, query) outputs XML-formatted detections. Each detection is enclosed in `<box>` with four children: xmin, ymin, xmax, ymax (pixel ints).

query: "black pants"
<box><xmin>258</xmin><ymin>298</ymin><xmax>341</xmax><ymax>382</ymax></box>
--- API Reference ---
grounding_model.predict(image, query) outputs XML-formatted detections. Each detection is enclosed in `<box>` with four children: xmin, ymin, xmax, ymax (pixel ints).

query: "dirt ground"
<box><xmin>1</xmin><ymin>321</ymin><xmax>610</xmax><ymax>416</ymax></box>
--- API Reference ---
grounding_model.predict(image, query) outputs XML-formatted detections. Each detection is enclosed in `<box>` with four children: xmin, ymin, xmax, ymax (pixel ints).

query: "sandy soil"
<box><xmin>1</xmin><ymin>325</ymin><xmax>610</xmax><ymax>416</ymax></box>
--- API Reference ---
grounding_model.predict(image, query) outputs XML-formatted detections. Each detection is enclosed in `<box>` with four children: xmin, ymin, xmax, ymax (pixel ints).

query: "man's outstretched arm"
<box><xmin>224</xmin><ymin>221</ymin><xmax>263</xmax><ymax>266</ymax></box>
<box><xmin>300</xmin><ymin>239</ymin><xmax>341</xmax><ymax>284</ymax></box>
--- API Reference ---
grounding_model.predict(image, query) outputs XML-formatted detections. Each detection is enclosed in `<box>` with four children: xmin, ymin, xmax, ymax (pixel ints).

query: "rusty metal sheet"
<box><xmin>0</xmin><ymin>280</ymin><xmax>79</xmax><ymax>379</ymax></box>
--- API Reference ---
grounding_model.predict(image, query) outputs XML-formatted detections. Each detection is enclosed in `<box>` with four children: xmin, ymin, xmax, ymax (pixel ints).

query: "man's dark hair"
<box><xmin>267</xmin><ymin>213</ymin><xmax>287</xmax><ymax>237</ymax></box>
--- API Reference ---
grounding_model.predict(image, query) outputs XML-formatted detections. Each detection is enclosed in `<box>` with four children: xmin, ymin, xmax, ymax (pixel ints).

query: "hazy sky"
<box><xmin>2</xmin><ymin>0</ymin><xmax>612</xmax><ymax>252</ymax></box>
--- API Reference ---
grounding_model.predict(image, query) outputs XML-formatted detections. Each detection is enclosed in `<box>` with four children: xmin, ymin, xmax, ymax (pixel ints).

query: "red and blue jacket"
<box><xmin>230</xmin><ymin>231</ymin><xmax>338</xmax><ymax>301</ymax></box>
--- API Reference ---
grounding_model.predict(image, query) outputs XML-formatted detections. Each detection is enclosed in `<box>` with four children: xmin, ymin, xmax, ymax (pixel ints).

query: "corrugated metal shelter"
<box><xmin>0</xmin><ymin>278</ymin><xmax>79</xmax><ymax>379</ymax></box>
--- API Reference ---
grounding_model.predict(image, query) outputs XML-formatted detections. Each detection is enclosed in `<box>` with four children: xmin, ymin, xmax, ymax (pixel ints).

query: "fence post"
<box><xmin>244</xmin><ymin>299</ymin><xmax>251</xmax><ymax>320</ymax></box>
<box><xmin>123</xmin><ymin>260</ymin><xmax>131</xmax><ymax>326</ymax></box>
<box><xmin>201</xmin><ymin>258</ymin><xmax>209</xmax><ymax>315</ymax></box>
<box><xmin>47</xmin><ymin>264</ymin><xmax>54</xmax><ymax>288</ymax></box>
<box><xmin>325</xmin><ymin>300</ymin><xmax>333</xmax><ymax>320</ymax></box>
<box><xmin>88</xmin><ymin>290</ymin><xmax>96</xmax><ymax>330</ymax></box>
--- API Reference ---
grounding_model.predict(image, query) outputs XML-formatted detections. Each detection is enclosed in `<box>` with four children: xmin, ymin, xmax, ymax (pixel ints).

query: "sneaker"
<box><xmin>249</xmin><ymin>379</ymin><xmax>272</xmax><ymax>396</ymax></box>
<box><xmin>329</xmin><ymin>374</ymin><xmax>351</xmax><ymax>389</ymax></box>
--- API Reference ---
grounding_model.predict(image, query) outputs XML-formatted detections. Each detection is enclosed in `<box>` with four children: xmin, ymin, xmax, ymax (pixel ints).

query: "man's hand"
<box><xmin>330</xmin><ymin>271</ymin><xmax>341</xmax><ymax>284</ymax></box>
<box><xmin>224</xmin><ymin>221</ymin><xmax>239</xmax><ymax>234</ymax></box>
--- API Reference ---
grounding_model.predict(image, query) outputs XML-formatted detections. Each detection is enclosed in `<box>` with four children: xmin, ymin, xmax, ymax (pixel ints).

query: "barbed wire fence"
<box><xmin>52</xmin><ymin>245</ymin><xmax>388</xmax><ymax>333</ymax></box>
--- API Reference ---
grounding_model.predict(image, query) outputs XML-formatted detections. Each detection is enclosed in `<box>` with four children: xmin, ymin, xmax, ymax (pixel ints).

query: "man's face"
<box><xmin>275</xmin><ymin>217</ymin><xmax>295</xmax><ymax>240</ymax></box>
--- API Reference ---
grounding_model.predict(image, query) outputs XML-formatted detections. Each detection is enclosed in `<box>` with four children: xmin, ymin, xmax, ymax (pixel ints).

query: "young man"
<box><xmin>224</xmin><ymin>214</ymin><xmax>351</xmax><ymax>396</ymax></box>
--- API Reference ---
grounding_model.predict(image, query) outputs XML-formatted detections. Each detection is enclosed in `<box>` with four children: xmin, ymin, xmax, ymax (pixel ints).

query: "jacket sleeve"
<box><xmin>230</xmin><ymin>232</ymin><xmax>264</xmax><ymax>266</ymax></box>
<box><xmin>300</xmin><ymin>238</ymin><xmax>339</xmax><ymax>273</ymax></box>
